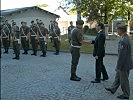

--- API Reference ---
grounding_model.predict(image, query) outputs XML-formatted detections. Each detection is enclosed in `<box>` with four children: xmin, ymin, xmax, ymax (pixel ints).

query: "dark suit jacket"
<box><xmin>91</xmin><ymin>30</ymin><xmax>105</xmax><ymax>58</ymax></box>
<box><xmin>116</xmin><ymin>34</ymin><xmax>133</xmax><ymax>71</ymax></box>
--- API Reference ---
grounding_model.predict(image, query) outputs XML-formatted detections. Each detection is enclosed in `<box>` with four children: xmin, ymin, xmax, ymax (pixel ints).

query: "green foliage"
<box><xmin>70</xmin><ymin>0</ymin><xmax>133</xmax><ymax>23</ymax></box>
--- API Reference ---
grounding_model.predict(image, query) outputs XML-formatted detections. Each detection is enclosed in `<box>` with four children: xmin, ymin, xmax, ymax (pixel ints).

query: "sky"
<box><xmin>1</xmin><ymin>0</ymin><xmax>61</xmax><ymax>12</ymax></box>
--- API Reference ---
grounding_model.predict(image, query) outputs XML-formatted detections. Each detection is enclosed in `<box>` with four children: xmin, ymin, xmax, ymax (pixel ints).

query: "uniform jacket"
<box><xmin>91</xmin><ymin>30</ymin><xmax>105</xmax><ymax>57</ymax></box>
<box><xmin>116</xmin><ymin>34</ymin><xmax>133</xmax><ymax>71</ymax></box>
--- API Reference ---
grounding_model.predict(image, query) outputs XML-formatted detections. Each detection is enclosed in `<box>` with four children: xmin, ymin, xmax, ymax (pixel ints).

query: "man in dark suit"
<box><xmin>89</xmin><ymin>22</ymin><xmax>108</xmax><ymax>83</ymax></box>
<box><xmin>105</xmin><ymin>24</ymin><xmax>133</xmax><ymax>99</ymax></box>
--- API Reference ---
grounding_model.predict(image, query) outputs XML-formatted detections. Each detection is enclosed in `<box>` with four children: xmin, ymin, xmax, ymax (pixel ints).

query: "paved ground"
<box><xmin>1</xmin><ymin>49</ymin><xmax>133</xmax><ymax>100</ymax></box>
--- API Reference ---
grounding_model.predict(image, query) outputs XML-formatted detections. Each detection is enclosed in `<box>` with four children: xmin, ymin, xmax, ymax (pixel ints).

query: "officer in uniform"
<box><xmin>30</xmin><ymin>21</ymin><xmax>38</xmax><ymax>56</ymax></box>
<box><xmin>20</xmin><ymin>21</ymin><xmax>30</xmax><ymax>54</ymax></box>
<box><xmin>38</xmin><ymin>23</ymin><xmax>49</xmax><ymax>57</ymax></box>
<box><xmin>105</xmin><ymin>24</ymin><xmax>133</xmax><ymax>99</ymax></box>
<box><xmin>53</xmin><ymin>22</ymin><xmax>61</xmax><ymax>55</ymax></box>
<box><xmin>68</xmin><ymin>21</ymin><xmax>75</xmax><ymax>45</ymax></box>
<box><xmin>70</xmin><ymin>19</ymin><xmax>84</xmax><ymax>81</ymax></box>
<box><xmin>1</xmin><ymin>21</ymin><xmax>10</xmax><ymax>54</ymax></box>
<box><xmin>11</xmin><ymin>22</ymin><xmax>20</xmax><ymax>60</ymax></box>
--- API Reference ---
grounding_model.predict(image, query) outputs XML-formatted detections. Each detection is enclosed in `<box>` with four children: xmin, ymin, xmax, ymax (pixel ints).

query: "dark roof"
<box><xmin>1</xmin><ymin>6</ymin><xmax>60</xmax><ymax>18</ymax></box>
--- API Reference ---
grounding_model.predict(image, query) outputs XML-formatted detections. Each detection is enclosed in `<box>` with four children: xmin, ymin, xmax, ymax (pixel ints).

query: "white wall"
<box><xmin>3</xmin><ymin>9</ymin><xmax>58</xmax><ymax>29</ymax></box>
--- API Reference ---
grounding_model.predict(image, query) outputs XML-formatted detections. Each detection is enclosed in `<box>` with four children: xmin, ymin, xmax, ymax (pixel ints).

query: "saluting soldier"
<box><xmin>1</xmin><ymin>21</ymin><xmax>10</xmax><ymax>54</ymax></box>
<box><xmin>53</xmin><ymin>22</ymin><xmax>61</xmax><ymax>55</ymax></box>
<box><xmin>38</xmin><ymin>23</ymin><xmax>49</xmax><ymax>57</ymax></box>
<box><xmin>68</xmin><ymin>21</ymin><xmax>75</xmax><ymax>45</ymax></box>
<box><xmin>30</xmin><ymin>21</ymin><xmax>38</xmax><ymax>56</ymax></box>
<box><xmin>11</xmin><ymin>22</ymin><xmax>20</xmax><ymax>60</ymax></box>
<box><xmin>20</xmin><ymin>21</ymin><xmax>30</xmax><ymax>54</ymax></box>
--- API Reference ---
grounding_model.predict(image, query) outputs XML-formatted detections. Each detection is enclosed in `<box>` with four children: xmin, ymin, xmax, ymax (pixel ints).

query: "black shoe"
<box><xmin>31</xmin><ymin>53</ymin><xmax>35</xmax><ymax>55</ymax></box>
<box><xmin>70</xmin><ymin>76</ymin><xmax>81</xmax><ymax>81</ymax></box>
<box><xmin>117</xmin><ymin>95</ymin><xmax>129</xmax><ymax>99</ymax></box>
<box><xmin>16</xmin><ymin>57</ymin><xmax>20</xmax><ymax>60</ymax></box>
<box><xmin>40</xmin><ymin>54</ymin><xmax>46</xmax><ymax>57</ymax></box>
<box><xmin>101</xmin><ymin>77</ymin><xmax>109</xmax><ymax>81</ymax></box>
<box><xmin>22</xmin><ymin>52</ymin><xmax>26</xmax><ymax>54</ymax></box>
<box><xmin>12</xmin><ymin>57</ymin><xmax>17</xmax><ymax>59</ymax></box>
<box><xmin>54</xmin><ymin>52</ymin><xmax>59</xmax><ymax>55</ymax></box>
<box><xmin>105</xmin><ymin>88</ymin><xmax>115</xmax><ymax>94</ymax></box>
<box><xmin>91</xmin><ymin>79</ymin><xmax>100</xmax><ymax>83</ymax></box>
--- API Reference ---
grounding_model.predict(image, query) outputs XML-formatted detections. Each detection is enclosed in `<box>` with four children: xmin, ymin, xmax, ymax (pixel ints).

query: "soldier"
<box><xmin>5</xmin><ymin>20</ymin><xmax>12</xmax><ymax>46</ymax></box>
<box><xmin>49</xmin><ymin>20</ymin><xmax>54</xmax><ymax>43</ymax></box>
<box><xmin>38</xmin><ymin>23</ymin><xmax>49</xmax><ymax>57</ymax></box>
<box><xmin>53</xmin><ymin>21</ymin><xmax>61</xmax><ymax>55</ymax></box>
<box><xmin>68</xmin><ymin>21</ymin><xmax>75</xmax><ymax>45</ymax></box>
<box><xmin>70</xmin><ymin>19</ymin><xmax>84</xmax><ymax>81</ymax></box>
<box><xmin>20</xmin><ymin>21</ymin><xmax>30</xmax><ymax>54</ymax></box>
<box><xmin>30</xmin><ymin>21</ymin><xmax>38</xmax><ymax>56</ymax></box>
<box><xmin>1</xmin><ymin>21</ymin><xmax>10</xmax><ymax>54</ymax></box>
<box><xmin>105</xmin><ymin>24</ymin><xmax>133</xmax><ymax>99</ymax></box>
<box><xmin>11</xmin><ymin>22</ymin><xmax>20</xmax><ymax>60</ymax></box>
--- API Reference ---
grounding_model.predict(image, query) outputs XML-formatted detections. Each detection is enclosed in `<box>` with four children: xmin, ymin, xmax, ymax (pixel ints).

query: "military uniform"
<box><xmin>11</xmin><ymin>23</ymin><xmax>20</xmax><ymax>60</ymax></box>
<box><xmin>70</xmin><ymin>20</ymin><xmax>84</xmax><ymax>81</ymax></box>
<box><xmin>1</xmin><ymin>24</ymin><xmax>10</xmax><ymax>53</ymax></box>
<box><xmin>53</xmin><ymin>25</ymin><xmax>61</xmax><ymax>55</ymax></box>
<box><xmin>68</xmin><ymin>24</ymin><xmax>75</xmax><ymax>45</ymax></box>
<box><xmin>20</xmin><ymin>22</ymin><xmax>30</xmax><ymax>54</ymax></box>
<box><xmin>38</xmin><ymin>24</ymin><xmax>48</xmax><ymax>57</ymax></box>
<box><xmin>30</xmin><ymin>22</ymin><xmax>38</xmax><ymax>56</ymax></box>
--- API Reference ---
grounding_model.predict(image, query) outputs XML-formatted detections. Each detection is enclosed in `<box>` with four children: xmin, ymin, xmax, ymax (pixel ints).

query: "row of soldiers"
<box><xmin>0</xmin><ymin>19</ymin><xmax>61</xmax><ymax>59</ymax></box>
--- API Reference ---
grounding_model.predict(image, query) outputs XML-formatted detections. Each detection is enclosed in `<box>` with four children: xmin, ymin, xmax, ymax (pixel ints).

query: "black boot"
<box><xmin>31</xmin><ymin>52</ymin><xmax>35</xmax><ymax>55</ymax></box>
<box><xmin>40</xmin><ymin>52</ymin><xmax>46</xmax><ymax>57</ymax></box>
<box><xmin>70</xmin><ymin>66</ymin><xmax>81</xmax><ymax>81</ymax></box>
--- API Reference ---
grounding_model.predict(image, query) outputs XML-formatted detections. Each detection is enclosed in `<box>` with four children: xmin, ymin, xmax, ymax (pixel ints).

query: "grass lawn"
<box><xmin>47</xmin><ymin>35</ymin><xmax>93</xmax><ymax>53</ymax></box>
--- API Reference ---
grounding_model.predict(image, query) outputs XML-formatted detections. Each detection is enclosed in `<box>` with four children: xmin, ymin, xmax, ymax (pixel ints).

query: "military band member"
<box><xmin>11</xmin><ymin>22</ymin><xmax>20</xmax><ymax>60</ymax></box>
<box><xmin>68</xmin><ymin>21</ymin><xmax>75</xmax><ymax>45</ymax></box>
<box><xmin>20</xmin><ymin>21</ymin><xmax>30</xmax><ymax>54</ymax></box>
<box><xmin>1</xmin><ymin>22</ymin><xmax>10</xmax><ymax>54</ymax></box>
<box><xmin>53</xmin><ymin>22</ymin><xmax>61</xmax><ymax>55</ymax></box>
<box><xmin>38</xmin><ymin>23</ymin><xmax>49</xmax><ymax>57</ymax></box>
<box><xmin>30</xmin><ymin>21</ymin><xmax>38</xmax><ymax>56</ymax></box>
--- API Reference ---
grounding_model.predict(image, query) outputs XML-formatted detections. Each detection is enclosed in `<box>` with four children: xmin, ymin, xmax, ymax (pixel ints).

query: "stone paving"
<box><xmin>1</xmin><ymin>49</ymin><xmax>133</xmax><ymax>100</ymax></box>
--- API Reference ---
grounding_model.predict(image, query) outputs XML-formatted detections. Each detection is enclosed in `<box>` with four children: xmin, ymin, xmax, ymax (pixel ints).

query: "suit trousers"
<box><xmin>110</xmin><ymin>70</ymin><xmax>130</xmax><ymax>97</ymax></box>
<box><xmin>95</xmin><ymin>57</ymin><xmax>108</xmax><ymax>80</ymax></box>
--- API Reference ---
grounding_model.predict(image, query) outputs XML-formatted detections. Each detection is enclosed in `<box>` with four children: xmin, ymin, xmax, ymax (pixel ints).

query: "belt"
<box><xmin>71</xmin><ymin>44</ymin><xmax>81</xmax><ymax>48</ymax></box>
<box><xmin>21</xmin><ymin>36</ymin><xmax>27</xmax><ymax>37</ymax></box>
<box><xmin>31</xmin><ymin>35</ymin><xmax>36</xmax><ymax>36</ymax></box>
<box><xmin>2</xmin><ymin>37</ymin><xmax>8</xmax><ymax>38</ymax></box>
<box><xmin>54</xmin><ymin>37</ymin><xmax>58</xmax><ymax>38</ymax></box>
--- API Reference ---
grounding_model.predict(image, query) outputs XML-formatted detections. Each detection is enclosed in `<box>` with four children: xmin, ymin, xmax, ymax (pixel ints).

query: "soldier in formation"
<box><xmin>20</xmin><ymin>21</ymin><xmax>30</xmax><ymax>54</ymax></box>
<box><xmin>11</xmin><ymin>22</ymin><xmax>20</xmax><ymax>60</ymax></box>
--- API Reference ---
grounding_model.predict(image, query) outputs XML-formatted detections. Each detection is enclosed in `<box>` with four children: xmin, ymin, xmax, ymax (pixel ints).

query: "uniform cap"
<box><xmin>31</xmin><ymin>20</ymin><xmax>34</xmax><ymax>23</ymax></box>
<box><xmin>117</xmin><ymin>24</ymin><xmax>127</xmax><ymax>32</ymax></box>
<box><xmin>76</xmin><ymin>19</ymin><xmax>84</xmax><ymax>25</ymax></box>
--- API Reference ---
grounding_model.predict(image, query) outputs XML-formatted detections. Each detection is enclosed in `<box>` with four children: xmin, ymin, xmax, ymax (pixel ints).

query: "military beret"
<box><xmin>21</xmin><ymin>21</ymin><xmax>24</xmax><ymax>24</ymax></box>
<box><xmin>31</xmin><ymin>20</ymin><xmax>34</xmax><ymax>23</ymax></box>
<box><xmin>12</xmin><ymin>22</ymin><xmax>16</xmax><ymax>25</ymax></box>
<box><xmin>76</xmin><ymin>19</ymin><xmax>84</xmax><ymax>25</ymax></box>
